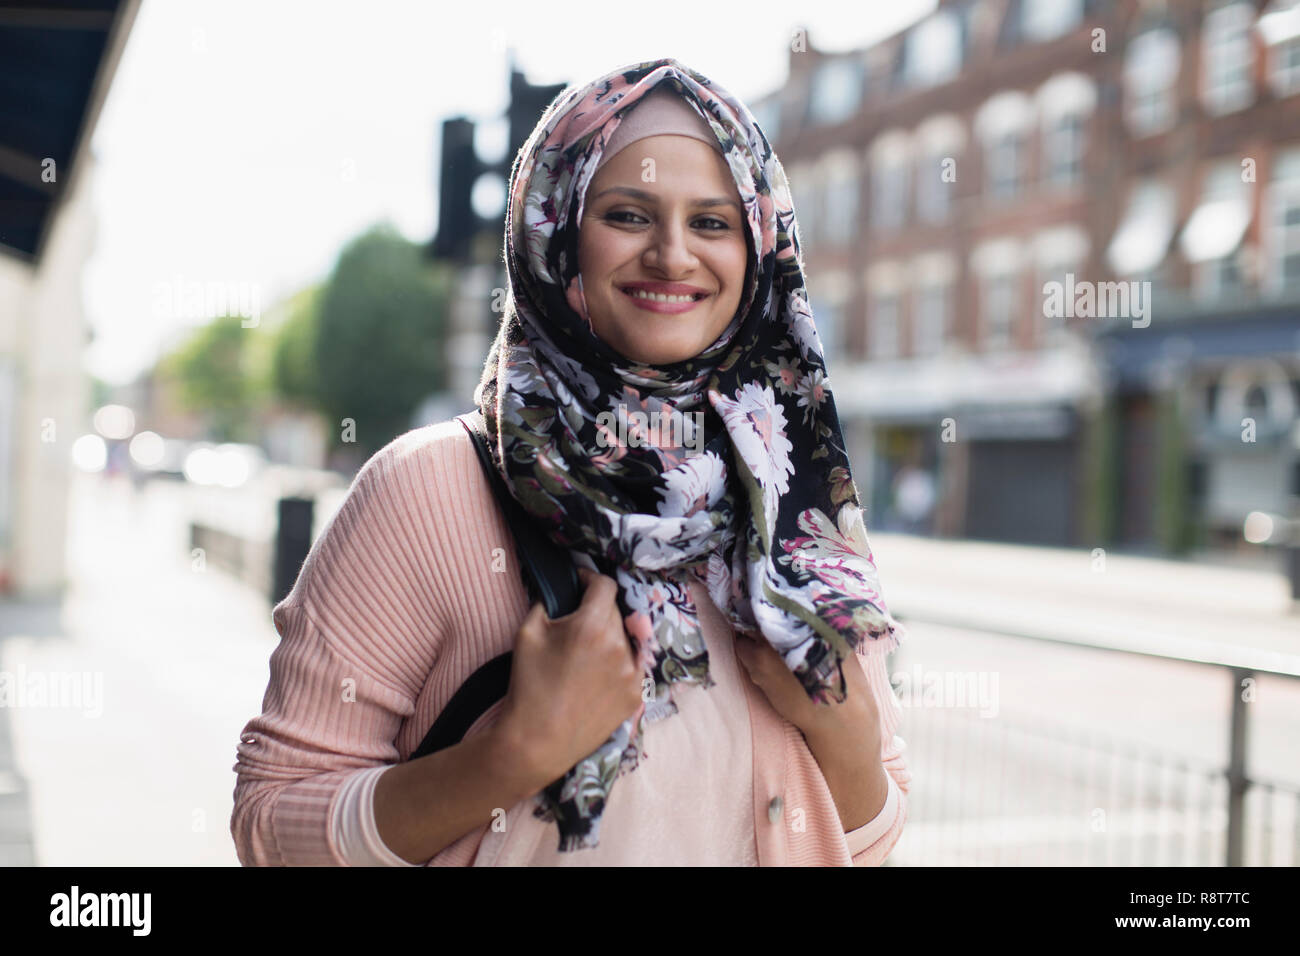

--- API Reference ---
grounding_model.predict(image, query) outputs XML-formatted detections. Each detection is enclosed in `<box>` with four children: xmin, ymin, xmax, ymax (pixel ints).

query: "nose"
<box><xmin>644</xmin><ymin>218</ymin><xmax>698</xmax><ymax>274</ymax></box>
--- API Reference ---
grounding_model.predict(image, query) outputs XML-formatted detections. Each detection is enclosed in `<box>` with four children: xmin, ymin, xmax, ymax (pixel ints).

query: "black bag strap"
<box><xmin>457</xmin><ymin>409</ymin><xmax>582</xmax><ymax>619</ymax></box>
<box><xmin>408</xmin><ymin>410</ymin><xmax>582</xmax><ymax>762</ymax></box>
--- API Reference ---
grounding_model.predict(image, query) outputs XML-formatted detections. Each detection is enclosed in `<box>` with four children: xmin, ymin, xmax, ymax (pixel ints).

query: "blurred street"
<box><xmin>0</xmin><ymin>470</ymin><xmax>1296</xmax><ymax>865</ymax></box>
<box><xmin>0</xmin><ymin>471</ymin><xmax>277</xmax><ymax>866</ymax></box>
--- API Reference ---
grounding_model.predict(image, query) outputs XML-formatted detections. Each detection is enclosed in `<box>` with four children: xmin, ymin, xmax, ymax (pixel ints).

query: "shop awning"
<box><xmin>1096</xmin><ymin>308</ymin><xmax>1300</xmax><ymax>387</ymax></box>
<box><xmin>1258</xmin><ymin>1</ymin><xmax>1300</xmax><ymax>44</ymax></box>
<box><xmin>1179</xmin><ymin>197</ymin><xmax>1251</xmax><ymax>263</ymax></box>
<box><xmin>0</xmin><ymin>1</ymin><xmax>139</xmax><ymax>262</ymax></box>
<box><xmin>1180</xmin><ymin>160</ymin><xmax>1253</xmax><ymax>264</ymax></box>
<box><xmin>1106</xmin><ymin>180</ymin><xmax>1176</xmax><ymax>275</ymax></box>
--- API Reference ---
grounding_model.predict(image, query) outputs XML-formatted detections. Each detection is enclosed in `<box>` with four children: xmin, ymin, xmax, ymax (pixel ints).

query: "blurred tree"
<box><xmin>268</xmin><ymin>283</ymin><xmax>324</xmax><ymax>410</ymax></box>
<box><xmin>157</xmin><ymin>313</ymin><xmax>267</xmax><ymax>443</ymax></box>
<box><xmin>313</xmin><ymin>222</ymin><xmax>451</xmax><ymax>461</ymax></box>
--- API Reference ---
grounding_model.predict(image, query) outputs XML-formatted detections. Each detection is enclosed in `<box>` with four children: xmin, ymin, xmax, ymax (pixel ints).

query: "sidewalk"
<box><xmin>0</xmin><ymin>472</ymin><xmax>280</xmax><ymax>865</ymax></box>
<box><xmin>870</xmin><ymin>532</ymin><xmax>1300</xmax><ymax>673</ymax></box>
<box><xmin>0</xmin><ymin>598</ymin><xmax>56</xmax><ymax>866</ymax></box>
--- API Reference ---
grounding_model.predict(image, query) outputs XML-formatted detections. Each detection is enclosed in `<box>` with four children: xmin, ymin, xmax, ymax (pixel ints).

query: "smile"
<box><xmin>620</xmin><ymin>287</ymin><xmax>709</xmax><ymax>314</ymax></box>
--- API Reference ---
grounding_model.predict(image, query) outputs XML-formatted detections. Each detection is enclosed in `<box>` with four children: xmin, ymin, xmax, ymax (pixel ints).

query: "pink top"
<box><xmin>230</xmin><ymin>419</ymin><xmax>910</xmax><ymax>866</ymax></box>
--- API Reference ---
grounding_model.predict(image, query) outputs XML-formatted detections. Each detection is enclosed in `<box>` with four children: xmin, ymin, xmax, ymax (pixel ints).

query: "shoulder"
<box><xmin>355</xmin><ymin>418</ymin><xmax>477</xmax><ymax>489</ymax></box>
<box><xmin>282</xmin><ymin>418</ymin><xmax>489</xmax><ymax>618</ymax></box>
<box><xmin>328</xmin><ymin>418</ymin><xmax>482</xmax><ymax>533</ymax></box>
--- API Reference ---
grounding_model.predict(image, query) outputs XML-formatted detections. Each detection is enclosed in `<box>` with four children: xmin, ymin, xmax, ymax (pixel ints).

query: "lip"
<box><xmin>618</xmin><ymin>281</ymin><xmax>711</xmax><ymax>315</ymax></box>
<box><xmin>620</xmin><ymin>281</ymin><xmax>709</xmax><ymax>296</ymax></box>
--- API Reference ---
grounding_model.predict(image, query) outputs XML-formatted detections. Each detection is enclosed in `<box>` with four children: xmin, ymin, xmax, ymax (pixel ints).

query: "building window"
<box><xmin>1267</xmin><ymin>150</ymin><xmax>1300</xmax><ymax>292</ymax></box>
<box><xmin>808</xmin><ymin>58</ymin><xmax>864</xmax><ymax>126</ymax></box>
<box><xmin>871</xmin><ymin>292</ymin><xmax>901</xmax><ymax>359</ymax></box>
<box><xmin>904</xmin><ymin>10</ymin><xmax>962</xmax><ymax>88</ymax></box>
<box><xmin>1202</xmin><ymin>2</ymin><xmax>1256</xmax><ymax>115</ymax></box>
<box><xmin>1273</xmin><ymin>37</ymin><xmax>1300</xmax><ymax>94</ymax></box>
<box><xmin>821</xmin><ymin>152</ymin><xmax>859</xmax><ymax>245</ymax></box>
<box><xmin>1044</xmin><ymin>111</ymin><xmax>1085</xmax><ymax>187</ymax></box>
<box><xmin>987</xmin><ymin>130</ymin><xmax>1025</xmax><ymax>199</ymax></box>
<box><xmin>1181</xmin><ymin>160</ymin><xmax>1252</xmax><ymax>300</ymax></box>
<box><xmin>788</xmin><ymin>163</ymin><xmax>820</xmax><ymax>248</ymax></box>
<box><xmin>751</xmin><ymin>98</ymin><xmax>781</xmax><ymax>145</ymax></box>
<box><xmin>975</xmin><ymin>92</ymin><xmax>1034</xmax><ymax>201</ymax></box>
<box><xmin>1125</xmin><ymin>27</ymin><xmax>1181</xmax><ymax>136</ymax></box>
<box><xmin>1022</xmin><ymin>0</ymin><xmax>1085</xmax><ymax>43</ymax></box>
<box><xmin>1036</xmin><ymin>259</ymin><xmax>1077</xmax><ymax>345</ymax></box>
<box><xmin>981</xmin><ymin>272</ymin><xmax>1020</xmax><ymax>352</ymax></box>
<box><xmin>810</xmin><ymin>272</ymin><xmax>852</xmax><ymax>360</ymax></box>
<box><xmin>1260</xmin><ymin>1</ymin><xmax>1300</xmax><ymax>95</ymax></box>
<box><xmin>914</xmin><ymin>115</ymin><xmax>965</xmax><ymax>223</ymax></box>
<box><xmin>917</xmin><ymin>151</ymin><xmax>952</xmax><ymax>221</ymax></box>
<box><xmin>814</xmin><ymin>299</ymin><xmax>841</xmax><ymax>358</ymax></box>
<box><xmin>1200</xmin><ymin>253</ymin><xmax>1245</xmax><ymax>297</ymax></box>
<box><xmin>1036</xmin><ymin>73</ymin><xmax>1096</xmax><ymax>189</ymax></box>
<box><xmin>872</xmin><ymin>159</ymin><xmax>909</xmax><ymax>229</ymax></box>
<box><xmin>1280</xmin><ymin>202</ymin><xmax>1300</xmax><ymax>286</ymax></box>
<box><xmin>1033</xmin><ymin>225</ymin><xmax>1090</xmax><ymax>344</ymax></box>
<box><xmin>913</xmin><ymin>281</ymin><xmax>950</xmax><ymax>355</ymax></box>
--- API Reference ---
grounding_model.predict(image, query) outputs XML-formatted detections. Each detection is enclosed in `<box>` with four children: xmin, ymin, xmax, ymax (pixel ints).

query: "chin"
<box><xmin>627</xmin><ymin>339</ymin><xmax>703</xmax><ymax>366</ymax></box>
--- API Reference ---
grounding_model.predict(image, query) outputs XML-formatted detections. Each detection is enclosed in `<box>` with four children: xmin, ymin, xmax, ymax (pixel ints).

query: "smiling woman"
<box><xmin>577</xmin><ymin>88</ymin><xmax>748</xmax><ymax>366</ymax></box>
<box><xmin>231</xmin><ymin>57</ymin><xmax>910</xmax><ymax>868</ymax></box>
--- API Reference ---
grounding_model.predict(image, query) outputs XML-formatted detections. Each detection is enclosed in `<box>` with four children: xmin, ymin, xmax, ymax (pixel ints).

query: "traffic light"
<box><xmin>430</xmin><ymin>62</ymin><xmax>567</xmax><ymax>264</ymax></box>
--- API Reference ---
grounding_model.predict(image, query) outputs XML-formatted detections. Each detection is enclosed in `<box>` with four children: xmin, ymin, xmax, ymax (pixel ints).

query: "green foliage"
<box><xmin>158</xmin><ymin>313</ymin><xmax>265</xmax><ymax>442</ymax></box>
<box><xmin>313</xmin><ymin>222</ymin><xmax>451</xmax><ymax>458</ymax></box>
<box><xmin>270</xmin><ymin>284</ymin><xmax>325</xmax><ymax>409</ymax></box>
<box><xmin>153</xmin><ymin>222</ymin><xmax>451</xmax><ymax>456</ymax></box>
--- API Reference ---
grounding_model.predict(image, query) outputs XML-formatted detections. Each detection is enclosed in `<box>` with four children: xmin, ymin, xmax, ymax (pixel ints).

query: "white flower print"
<box><xmin>712</xmin><ymin>382</ymin><xmax>795</xmax><ymax>522</ymax></box>
<box><xmin>787</xmin><ymin>290</ymin><xmax>824</xmax><ymax>363</ymax></box>
<box><xmin>657</xmin><ymin>451</ymin><xmax>727</xmax><ymax>518</ymax></box>
<box><xmin>780</xmin><ymin>503</ymin><xmax>888</xmax><ymax>608</ymax></box>
<box><xmin>795</xmin><ymin>367</ymin><xmax>829</xmax><ymax>425</ymax></box>
<box><xmin>616</xmin><ymin>512</ymin><xmax>700</xmax><ymax>571</ymax></box>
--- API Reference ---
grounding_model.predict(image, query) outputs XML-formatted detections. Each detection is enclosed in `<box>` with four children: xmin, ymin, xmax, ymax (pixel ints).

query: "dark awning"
<box><xmin>0</xmin><ymin>0</ymin><xmax>139</xmax><ymax>262</ymax></box>
<box><xmin>1095</xmin><ymin>306</ymin><xmax>1300</xmax><ymax>388</ymax></box>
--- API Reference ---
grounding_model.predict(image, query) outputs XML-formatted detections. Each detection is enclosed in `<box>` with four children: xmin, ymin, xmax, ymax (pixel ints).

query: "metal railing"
<box><xmin>885</xmin><ymin>615</ymin><xmax>1300</xmax><ymax>867</ymax></box>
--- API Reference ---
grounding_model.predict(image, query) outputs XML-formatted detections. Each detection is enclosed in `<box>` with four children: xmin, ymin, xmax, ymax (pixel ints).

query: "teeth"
<box><xmin>625</xmin><ymin>288</ymin><xmax>700</xmax><ymax>303</ymax></box>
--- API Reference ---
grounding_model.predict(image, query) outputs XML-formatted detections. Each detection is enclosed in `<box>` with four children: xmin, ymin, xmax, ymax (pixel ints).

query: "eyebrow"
<box><xmin>592</xmin><ymin>186</ymin><xmax>743</xmax><ymax>215</ymax></box>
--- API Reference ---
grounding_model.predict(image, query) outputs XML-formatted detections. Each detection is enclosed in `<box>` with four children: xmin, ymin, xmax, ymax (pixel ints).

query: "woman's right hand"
<box><xmin>494</xmin><ymin>566</ymin><xmax>646</xmax><ymax>788</ymax></box>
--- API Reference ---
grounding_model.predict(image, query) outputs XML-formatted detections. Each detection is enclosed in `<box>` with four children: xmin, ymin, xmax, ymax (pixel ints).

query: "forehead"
<box><xmin>589</xmin><ymin>134</ymin><xmax>735</xmax><ymax>191</ymax></box>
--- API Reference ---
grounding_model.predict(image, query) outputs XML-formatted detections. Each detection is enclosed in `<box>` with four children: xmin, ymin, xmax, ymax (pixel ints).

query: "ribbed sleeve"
<box><xmin>229</xmin><ymin>601</ymin><xmax>417</xmax><ymax>865</ymax></box>
<box><xmin>848</xmin><ymin>645</ymin><xmax>910</xmax><ymax>866</ymax></box>
<box><xmin>230</xmin><ymin>424</ymin><xmax>464</xmax><ymax>866</ymax></box>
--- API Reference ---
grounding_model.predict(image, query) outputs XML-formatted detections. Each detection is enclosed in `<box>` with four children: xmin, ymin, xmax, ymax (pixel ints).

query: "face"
<box><xmin>578</xmin><ymin>134</ymin><xmax>748</xmax><ymax>366</ymax></box>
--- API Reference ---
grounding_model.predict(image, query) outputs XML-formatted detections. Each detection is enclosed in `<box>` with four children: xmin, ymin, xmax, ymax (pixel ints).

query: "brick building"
<box><xmin>754</xmin><ymin>0</ymin><xmax>1300</xmax><ymax>554</ymax></box>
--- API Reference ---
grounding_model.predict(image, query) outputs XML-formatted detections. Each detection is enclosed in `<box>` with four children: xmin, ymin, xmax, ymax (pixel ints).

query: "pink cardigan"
<box><xmin>230</xmin><ymin>420</ymin><xmax>911</xmax><ymax>866</ymax></box>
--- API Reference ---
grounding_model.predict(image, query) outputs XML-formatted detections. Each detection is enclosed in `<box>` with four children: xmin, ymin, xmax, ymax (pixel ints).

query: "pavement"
<box><xmin>869</xmin><ymin>532</ymin><xmax>1300</xmax><ymax>671</ymax></box>
<box><xmin>0</xmin><ymin>471</ymin><xmax>278</xmax><ymax>865</ymax></box>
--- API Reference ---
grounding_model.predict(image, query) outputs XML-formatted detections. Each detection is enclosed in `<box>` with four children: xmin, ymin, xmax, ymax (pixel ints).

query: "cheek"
<box><xmin>718</xmin><ymin>243</ymin><xmax>748</xmax><ymax>294</ymax></box>
<box><xmin>581</xmin><ymin>232</ymin><xmax>636</xmax><ymax>287</ymax></box>
<box><xmin>709</xmin><ymin>242</ymin><xmax>749</xmax><ymax>312</ymax></box>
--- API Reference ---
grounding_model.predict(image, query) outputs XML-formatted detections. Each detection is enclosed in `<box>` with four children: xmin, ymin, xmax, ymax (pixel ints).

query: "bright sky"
<box><xmin>83</xmin><ymin>0</ymin><xmax>933</xmax><ymax>385</ymax></box>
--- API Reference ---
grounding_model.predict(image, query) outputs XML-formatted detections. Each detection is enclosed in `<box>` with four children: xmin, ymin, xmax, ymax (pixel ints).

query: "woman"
<box><xmin>230</xmin><ymin>56</ymin><xmax>911</xmax><ymax>866</ymax></box>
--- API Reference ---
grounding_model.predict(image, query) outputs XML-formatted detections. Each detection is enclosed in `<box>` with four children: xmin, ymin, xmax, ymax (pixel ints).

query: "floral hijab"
<box><xmin>474</xmin><ymin>56</ymin><xmax>905</xmax><ymax>852</ymax></box>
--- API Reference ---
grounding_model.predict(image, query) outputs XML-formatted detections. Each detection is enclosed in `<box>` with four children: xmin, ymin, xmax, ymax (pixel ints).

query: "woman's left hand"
<box><xmin>733</xmin><ymin>632</ymin><xmax>880</xmax><ymax>743</ymax></box>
